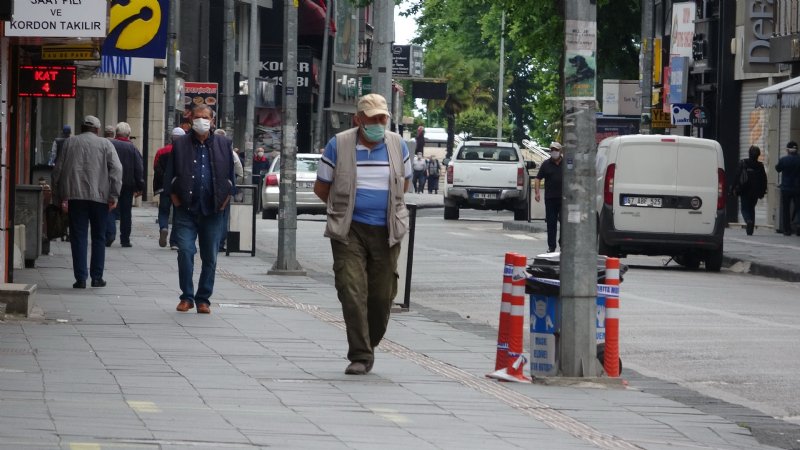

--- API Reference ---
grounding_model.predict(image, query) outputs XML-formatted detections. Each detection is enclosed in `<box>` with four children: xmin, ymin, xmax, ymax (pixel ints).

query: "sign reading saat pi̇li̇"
<box><xmin>5</xmin><ymin>0</ymin><xmax>107</xmax><ymax>38</ymax></box>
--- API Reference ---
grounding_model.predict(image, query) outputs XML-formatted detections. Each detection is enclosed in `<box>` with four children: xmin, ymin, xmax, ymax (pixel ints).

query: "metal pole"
<box><xmin>270</xmin><ymin>0</ymin><xmax>304</xmax><ymax>275</ymax></box>
<box><xmin>165</xmin><ymin>0</ymin><xmax>178</xmax><ymax>141</ymax></box>
<box><xmin>559</xmin><ymin>0</ymin><xmax>599</xmax><ymax>378</ymax></box>
<box><xmin>371</xmin><ymin>0</ymin><xmax>393</xmax><ymax>103</ymax></box>
<box><xmin>312</xmin><ymin>0</ymin><xmax>332</xmax><ymax>152</ymax></box>
<box><xmin>246</xmin><ymin>0</ymin><xmax>259</xmax><ymax>164</ymax></box>
<box><xmin>223</xmin><ymin>0</ymin><xmax>236</xmax><ymax>133</ymax></box>
<box><xmin>640</xmin><ymin>0</ymin><xmax>654</xmax><ymax>134</ymax></box>
<box><xmin>496</xmin><ymin>11</ymin><xmax>505</xmax><ymax>140</ymax></box>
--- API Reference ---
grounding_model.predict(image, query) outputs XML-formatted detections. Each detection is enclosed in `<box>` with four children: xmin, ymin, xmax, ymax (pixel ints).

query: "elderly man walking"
<box><xmin>314</xmin><ymin>93</ymin><xmax>412</xmax><ymax>375</ymax></box>
<box><xmin>52</xmin><ymin>115</ymin><xmax>122</xmax><ymax>288</ymax></box>
<box><xmin>106</xmin><ymin>122</ymin><xmax>144</xmax><ymax>248</ymax></box>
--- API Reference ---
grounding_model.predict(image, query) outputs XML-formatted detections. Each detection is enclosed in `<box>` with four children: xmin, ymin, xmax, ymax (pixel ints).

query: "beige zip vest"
<box><xmin>324</xmin><ymin>127</ymin><xmax>409</xmax><ymax>246</ymax></box>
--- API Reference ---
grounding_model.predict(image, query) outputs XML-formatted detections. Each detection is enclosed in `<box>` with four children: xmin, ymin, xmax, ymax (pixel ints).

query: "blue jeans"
<box><xmin>173</xmin><ymin>207</ymin><xmax>224</xmax><ymax>305</ymax></box>
<box><xmin>68</xmin><ymin>200</ymin><xmax>109</xmax><ymax>282</ymax></box>
<box><xmin>106</xmin><ymin>186</ymin><xmax>134</xmax><ymax>244</ymax></box>
<box><xmin>158</xmin><ymin>192</ymin><xmax>176</xmax><ymax>246</ymax></box>
<box><xmin>544</xmin><ymin>197</ymin><xmax>561</xmax><ymax>251</ymax></box>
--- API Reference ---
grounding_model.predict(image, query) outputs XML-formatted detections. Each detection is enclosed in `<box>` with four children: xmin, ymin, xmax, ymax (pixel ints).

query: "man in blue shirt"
<box><xmin>314</xmin><ymin>94</ymin><xmax>412</xmax><ymax>375</ymax></box>
<box><xmin>165</xmin><ymin>105</ymin><xmax>236</xmax><ymax>314</ymax></box>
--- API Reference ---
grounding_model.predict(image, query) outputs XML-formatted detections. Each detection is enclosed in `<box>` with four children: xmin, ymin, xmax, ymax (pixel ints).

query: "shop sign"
<box><xmin>42</xmin><ymin>45</ymin><xmax>98</xmax><ymax>61</ymax></box>
<box><xmin>650</xmin><ymin>108</ymin><xmax>675</xmax><ymax>129</ymax></box>
<box><xmin>18</xmin><ymin>65</ymin><xmax>77</xmax><ymax>98</ymax></box>
<box><xmin>4</xmin><ymin>0</ymin><xmax>106</xmax><ymax>38</ymax></box>
<box><xmin>102</xmin><ymin>0</ymin><xmax>169</xmax><ymax>58</ymax></box>
<box><xmin>183</xmin><ymin>82</ymin><xmax>219</xmax><ymax>119</ymax></box>
<box><xmin>670</xmin><ymin>2</ymin><xmax>696</xmax><ymax>58</ymax></box>
<box><xmin>743</xmin><ymin>0</ymin><xmax>777</xmax><ymax>73</ymax></box>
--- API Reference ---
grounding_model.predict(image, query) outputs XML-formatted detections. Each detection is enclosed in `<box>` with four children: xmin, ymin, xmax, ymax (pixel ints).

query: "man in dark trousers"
<box><xmin>105</xmin><ymin>122</ymin><xmax>144</xmax><ymax>248</ymax></box>
<box><xmin>776</xmin><ymin>140</ymin><xmax>800</xmax><ymax>235</ymax></box>
<box><xmin>52</xmin><ymin>115</ymin><xmax>122</xmax><ymax>288</ymax></box>
<box><xmin>165</xmin><ymin>104</ymin><xmax>236</xmax><ymax>314</ymax></box>
<box><xmin>534</xmin><ymin>142</ymin><xmax>563</xmax><ymax>253</ymax></box>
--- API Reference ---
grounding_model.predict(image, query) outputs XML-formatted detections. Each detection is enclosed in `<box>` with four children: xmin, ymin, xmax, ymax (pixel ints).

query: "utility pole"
<box><xmin>246</xmin><ymin>0</ymin><xmax>259</xmax><ymax>164</ymax></box>
<box><xmin>371</xmin><ymin>0</ymin><xmax>394</xmax><ymax>105</ymax></box>
<box><xmin>222</xmin><ymin>0</ymin><xmax>235</xmax><ymax>134</ymax></box>
<box><xmin>640</xmin><ymin>0</ymin><xmax>654</xmax><ymax>134</ymax></box>
<box><xmin>496</xmin><ymin>10</ymin><xmax>505</xmax><ymax>140</ymax></box>
<box><xmin>312</xmin><ymin>1</ymin><xmax>332</xmax><ymax>152</ymax></box>
<box><xmin>165</xmin><ymin>0</ymin><xmax>178</xmax><ymax>141</ymax></box>
<box><xmin>559</xmin><ymin>0</ymin><xmax>599</xmax><ymax>378</ymax></box>
<box><xmin>270</xmin><ymin>0</ymin><xmax>304</xmax><ymax>275</ymax></box>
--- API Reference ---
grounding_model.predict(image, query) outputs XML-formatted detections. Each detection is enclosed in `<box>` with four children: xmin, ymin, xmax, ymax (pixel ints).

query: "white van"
<box><xmin>595</xmin><ymin>135</ymin><xmax>726</xmax><ymax>271</ymax></box>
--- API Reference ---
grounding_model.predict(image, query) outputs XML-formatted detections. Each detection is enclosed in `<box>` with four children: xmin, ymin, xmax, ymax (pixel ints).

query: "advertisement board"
<box><xmin>183</xmin><ymin>82</ymin><xmax>219</xmax><ymax>121</ymax></box>
<box><xmin>5</xmin><ymin>0</ymin><xmax>107</xmax><ymax>37</ymax></box>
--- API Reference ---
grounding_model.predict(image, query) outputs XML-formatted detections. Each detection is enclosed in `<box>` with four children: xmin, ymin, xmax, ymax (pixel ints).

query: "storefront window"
<box><xmin>76</xmin><ymin>87</ymin><xmax>107</xmax><ymax>131</ymax></box>
<box><xmin>36</xmin><ymin>98</ymin><xmax>65</xmax><ymax>166</ymax></box>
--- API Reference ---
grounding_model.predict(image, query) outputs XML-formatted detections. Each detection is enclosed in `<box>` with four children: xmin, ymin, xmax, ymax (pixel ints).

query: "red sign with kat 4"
<box><xmin>18</xmin><ymin>65</ymin><xmax>77</xmax><ymax>98</ymax></box>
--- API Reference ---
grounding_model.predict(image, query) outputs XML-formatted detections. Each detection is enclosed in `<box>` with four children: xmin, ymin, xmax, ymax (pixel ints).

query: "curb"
<box><xmin>723</xmin><ymin>255</ymin><xmax>800</xmax><ymax>283</ymax></box>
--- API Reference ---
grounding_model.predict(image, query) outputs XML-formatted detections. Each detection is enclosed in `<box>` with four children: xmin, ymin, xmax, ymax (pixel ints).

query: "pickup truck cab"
<box><xmin>443</xmin><ymin>140</ymin><xmax>535</xmax><ymax>220</ymax></box>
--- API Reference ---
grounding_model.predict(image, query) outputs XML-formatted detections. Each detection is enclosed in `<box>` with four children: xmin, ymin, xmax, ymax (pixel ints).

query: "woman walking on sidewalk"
<box><xmin>731</xmin><ymin>145</ymin><xmax>767</xmax><ymax>236</ymax></box>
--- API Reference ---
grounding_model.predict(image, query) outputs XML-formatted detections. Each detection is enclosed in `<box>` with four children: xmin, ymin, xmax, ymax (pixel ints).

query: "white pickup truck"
<box><xmin>443</xmin><ymin>140</ymin><xmax>536</xmax><ymax>220</ymax></box>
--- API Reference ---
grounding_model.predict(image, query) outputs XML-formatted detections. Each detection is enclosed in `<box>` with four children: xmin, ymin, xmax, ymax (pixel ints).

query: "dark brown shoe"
<box><xmin>196</xmin><ymin>303</ymin><xmax>211</xmax><ymax>314</ymax></box>
<box><xmin>176</xmin><ymin>300</ymin><xmax>194</xmax><ymax>312</ymax></box>
<box><xmin>345</xmin><ymin>361</ymin><xmax>367</xmax><ymax>375</ymax></box>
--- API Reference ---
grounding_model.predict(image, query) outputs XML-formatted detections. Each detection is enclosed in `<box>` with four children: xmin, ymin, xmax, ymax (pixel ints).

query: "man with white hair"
<box><xmin>52</xmin><ymin>115</ymin><xmax>122</xmax><ymax>288</ymax></box>
<box><xmin>105</xmin><ymin>122</ymin><xmax>144</xmax><ymax>248</ymax></box>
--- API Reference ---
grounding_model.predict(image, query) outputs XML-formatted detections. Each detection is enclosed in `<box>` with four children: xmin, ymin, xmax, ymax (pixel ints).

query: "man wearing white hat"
<box><xmin>534</xmin><ymin>141</ymin><xmax>564</xmax><ymax>252</ymax></box>
<box><xmin>153</xmin><ymin>127</ymin><xmax>186</xmax><ymax>248</ymax></box>
<box><xmin>314</xmin><ymin>93</ymin><xmax>413</xmax><ymax>375</ymax></box>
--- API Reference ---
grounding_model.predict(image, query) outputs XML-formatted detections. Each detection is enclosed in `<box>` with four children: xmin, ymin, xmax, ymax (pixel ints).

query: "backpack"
<box><xmin>733</xmin><ymin>159</ymin><xmax>750</xmax><ymax>195</ymax></box>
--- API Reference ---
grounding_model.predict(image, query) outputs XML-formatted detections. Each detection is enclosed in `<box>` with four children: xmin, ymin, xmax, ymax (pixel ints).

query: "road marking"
<box><xmin>127</xmin><ymin>400</ymin><xmax>161</xmax><ymax>413</ymax></box>
<box><xmin>371</xmin><ymin>408</ymin><xmax>411</xmax><ymax>425</ymax></box>
<box><xmin>218</xmin><ymin>269</ymin><xmax>640</xmax><ymax>450</ymax></box>
<box><xmin>504</xmin><ymin>233</ymin><xmax>537</xmax><ymax>240</ymax></box>
<box><xmin>70</xmin><ymin>445</ymin><xmax>101</xmax><ymax>450</ymax></box>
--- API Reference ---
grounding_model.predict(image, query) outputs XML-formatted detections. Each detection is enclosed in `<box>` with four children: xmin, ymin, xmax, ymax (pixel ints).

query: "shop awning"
<box><xmin>755</xmin><ymin>76</ymin><xmax>800</xmax><ymax>108</ymax></box>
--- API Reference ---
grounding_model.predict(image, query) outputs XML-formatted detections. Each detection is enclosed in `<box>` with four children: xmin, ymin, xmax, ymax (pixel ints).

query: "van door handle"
<box><xmin>479</xmin><ymin>167</ymin><xmax>492</xmax><ymax>170</ymax></box>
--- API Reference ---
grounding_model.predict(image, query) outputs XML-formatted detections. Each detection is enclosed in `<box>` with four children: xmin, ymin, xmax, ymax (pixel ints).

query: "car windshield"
<box><xmin>457</xmin><ymin>146</ymin><xmax>517</xmax><ymax>161</ymax></box>
<box><xmin>271</xmin><ymin>157</ymin><xmax>319</xmax><ymax>173</ymax></box>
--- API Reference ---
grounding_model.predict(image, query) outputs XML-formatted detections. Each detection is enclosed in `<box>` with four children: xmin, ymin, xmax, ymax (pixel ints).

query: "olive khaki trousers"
<box><xmin>330</xmin><ymin>221</ymin><xmax>401</xmax><ymax>365</ymax></box>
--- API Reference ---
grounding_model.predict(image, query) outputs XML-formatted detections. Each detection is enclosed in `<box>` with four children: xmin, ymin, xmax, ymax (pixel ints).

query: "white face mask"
<box><xmin>551</xmin><ymin>151</ymin><xmax>561</xmax><ymax>160</ymax></box>
<box><xmin>192</xmin><ymin>118</ymin><xmax>211</xmax><ymax>134</ymax></box>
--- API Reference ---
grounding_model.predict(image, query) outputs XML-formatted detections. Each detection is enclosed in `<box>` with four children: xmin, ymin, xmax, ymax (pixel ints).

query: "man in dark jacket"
<box><xmin>105</xmin><ymin>122</ymin><xmax>144</xmax><ymax>248</ymax></box>
<box><xmin>732</xmin><ymin>145</ymin><xmax>768</xmax><ymax>235</ymax></box>
<box><xmin>776</xmin><ymin>141</ymin><xmax>800</xmax><ymax>235</ymax></box>
<box><xmin>165</xmin><ymin>104</ymin><xmax>236</xmax><ymax>314</ymax></box>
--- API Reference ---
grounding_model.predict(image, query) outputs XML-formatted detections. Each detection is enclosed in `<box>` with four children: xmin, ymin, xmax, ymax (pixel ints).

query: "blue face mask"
<box><xmin>362</xmin><ymin>124</ymin><xmax>386</xmax><ymax>142</ymax></box>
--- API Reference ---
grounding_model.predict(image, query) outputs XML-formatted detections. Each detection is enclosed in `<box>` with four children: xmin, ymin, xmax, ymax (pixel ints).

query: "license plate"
<box><xmin>296</xmin><ymin>181</ymin><xmax>314</xmax><ymax>189</ymax></box>
<box><xmin>473</xmin><ymin>193</ymin><xmax>497</xmax><ymax>200</ymax></box>
<box><xmin>622</xmin><ymin>196</ymin><xmax>662</xmax><ymax>207</ymax></box>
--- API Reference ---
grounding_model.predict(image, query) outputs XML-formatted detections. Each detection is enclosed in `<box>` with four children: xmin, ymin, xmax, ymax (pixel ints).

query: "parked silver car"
<box><xmin>261</xmin><ymin>153</ymin><xmax>326</xmax><ymax>219</ymax></box>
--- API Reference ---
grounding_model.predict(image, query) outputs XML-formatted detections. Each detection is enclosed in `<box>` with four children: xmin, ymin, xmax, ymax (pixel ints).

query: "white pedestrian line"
<box><xmin>504</xmin><ymin>233</ymin><xmax>537</xmax><ymax>240</ymax></box>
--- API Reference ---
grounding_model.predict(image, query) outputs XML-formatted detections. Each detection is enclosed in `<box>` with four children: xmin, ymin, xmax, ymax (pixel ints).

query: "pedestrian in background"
<box><xmin>731</xmin><ymin>145</ymin><xmax>767</xmax><ymax>236</ymax></box>
<box><xmin>426</xmin><ymin>156</ymin><xmax>441</xmax><ymax>194</ymax></box>
<box><xmin>776</xmin><ymin>140</ymin><xmax>800</xmax><ymax>236</ymax></box>
<box><xmin>412</xmin><ymin>151</ymin><xmax>427</xmax><ymax>193</ymax></box>
<box><xmin>165</xmin><ymin>104</ymin><xmax>236</xmax><ymax>314</ymax></box>
<box><xmin>104</xmin><ymin>125</ymin><xmax>115</xmax><ymax>138</ymax></box>
<box><xmin>52</xmin><ymin>115</ymin><xmax>122</xmax><ymax>288</ymax></box>
<box><xmin>313</xmin><ymin>93</ymin><xmax>412</xmax><ymax>375</ymax></box>
<box><xmin>534</xmin><ymin>142</ymin><xmax>563</xmax><ymax>253</ymax></box>
<box><xmin>48</xmin><ymin>125</ymin><xmax>71</xmax><ymax>166</ymax></box>
<box><xmin>154</xmin><ymin>127</ymin><xmax>185</xmax><ymax>249</ymax></box>
<box><xmin>253</xmin><ymin>147</ymin><xmax>270</xmax><ymax>177</ymax></box>
<box><xmin>218</xmin><ymin>142</ymin><xmax>244</xmax><ymax>252</ymax></box>
<box><xmin>415</xmin><ymin>125</ymin><xmax>425</xmax><ymax>154</ymax></box>
<box><xmin>105</xmin><ymin>122</ymin><xmax>144</xmax><ymax>248</ymax></box>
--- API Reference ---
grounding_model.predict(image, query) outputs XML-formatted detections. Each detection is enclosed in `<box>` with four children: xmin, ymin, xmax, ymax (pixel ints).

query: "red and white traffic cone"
<box><xmin>604</xmin><ymin>257</ymin><xmax>621</xmax><ymax>377</ymax></box>
<box><xmin>490</xmin><ymin>253</ymin><xmax>516</xmax><ymax>372</ymax></box>
<box><xmin>488</xmin><ymin>253</ymin><xmax>531</xmax><ymax>382</ymax></box>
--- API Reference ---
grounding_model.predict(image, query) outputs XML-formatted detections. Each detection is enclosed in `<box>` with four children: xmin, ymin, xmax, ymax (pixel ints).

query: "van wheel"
<box><xmin>598</xmin><ymin>237</ymin><xmax>617</xmax><ymax>257</ymax></box>
<box><xmin>262</xmin><ymin>209</ymin><xmax>277</xmax><ymax>220</ymax></box>
<box><xmin>513</xmin><ymin>207</ymin><xmax>527</xmax><ymax>221</ymax></box>
<box><xmin>705</xmin><ymin>246</ymin><xmax>723</xmax><ymax>272</ymax></box>
<box><xmin>444</xmin><ymin>205</ymin><xmax>459</xmax><ymax>220</ymax></box>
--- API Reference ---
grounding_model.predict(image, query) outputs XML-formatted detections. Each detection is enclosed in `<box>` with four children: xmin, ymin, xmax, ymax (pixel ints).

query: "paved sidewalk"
<box><xmin>0</xmin><ymin>204</ymin><xmax>790</xmax><ymax>449</ymax></box>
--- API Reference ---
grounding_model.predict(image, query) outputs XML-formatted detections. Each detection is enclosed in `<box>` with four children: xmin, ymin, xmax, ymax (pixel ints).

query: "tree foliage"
<box><xmin>398</xmin><ymin>0</ymin><xmax>640</xmax><ymax>145</ymax></box>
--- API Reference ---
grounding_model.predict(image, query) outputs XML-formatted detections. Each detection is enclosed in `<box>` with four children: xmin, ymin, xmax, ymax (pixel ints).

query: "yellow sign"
<box><xmin>42</xmin><ymin>45</ymin><xmax>98</xmax><ymax>61</ymax></box>
<box><xmin>651</xmin><ymin>108</ymin><xmax>675</xmax><ymax>129</ymax></box>
<box><xmin>653</xmin><ymin>38</ymin><xmax>662</xmax><ymax>84</ymax></box>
